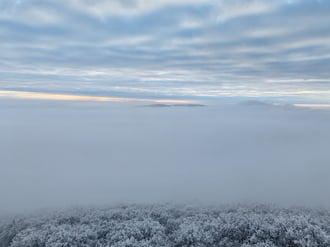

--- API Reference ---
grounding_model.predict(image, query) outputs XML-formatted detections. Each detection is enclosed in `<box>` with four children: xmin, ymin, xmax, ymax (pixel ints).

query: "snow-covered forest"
<box><xmin>1</xmin><ymin>204</ymin><xmax>330</xmax><ymax>247</ymax></box>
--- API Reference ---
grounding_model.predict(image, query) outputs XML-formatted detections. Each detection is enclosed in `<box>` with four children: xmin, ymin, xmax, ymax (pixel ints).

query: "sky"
<box><xmin>0</xmin><ymin>0</ymin><xmax>330</xmax><ymax>104</ymax></box>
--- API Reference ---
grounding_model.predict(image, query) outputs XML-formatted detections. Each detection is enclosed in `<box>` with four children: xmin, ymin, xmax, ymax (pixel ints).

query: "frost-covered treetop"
<box><xmin>1</xmin><ymin>204</ymin><xmax>330</xmax><ymax>247</ymax></box>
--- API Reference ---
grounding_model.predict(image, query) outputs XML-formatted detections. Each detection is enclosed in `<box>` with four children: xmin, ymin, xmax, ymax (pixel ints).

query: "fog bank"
<box><xmin>1</xmin><ymin>99</ymin><xmax>330</xmax><ymax>213</ymax></box>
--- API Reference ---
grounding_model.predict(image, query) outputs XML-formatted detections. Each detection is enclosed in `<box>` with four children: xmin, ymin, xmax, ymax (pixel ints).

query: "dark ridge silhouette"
<box><xmin>238</xmin><ymin>100</ymin><xmax>274</xmax><ymax>106</ymax></box>
<box><xmin>145</xmin><ymin>103</ymin><xmax>205</xmax><ymax>107</ymax></box>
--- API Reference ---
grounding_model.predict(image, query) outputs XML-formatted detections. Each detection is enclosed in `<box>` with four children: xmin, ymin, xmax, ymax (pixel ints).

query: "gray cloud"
<box><xmin>0</xmin><ymin>0</ymin><xmax>329</xmax><ymax>103</ymax></box>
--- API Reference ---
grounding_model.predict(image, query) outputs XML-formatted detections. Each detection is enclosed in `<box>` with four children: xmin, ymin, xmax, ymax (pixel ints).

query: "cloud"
<box><xmin>0</xmin><ymin>0</ymin><xmax>329</xmax><ymax>103</ymax></box>
<box><xmin>66</xmin><ymin>0</ymin><xmax>209</xmax><ymax>18</ymax></box>
<box><xmin>1</xmin><ymin>99</ymin><xmax>330</xmax><ymax>213</ymax></box>
<box><xmin>215</xmin><ymin>0</ymin><xmax>281</xmax><ymax>22</ymax></box>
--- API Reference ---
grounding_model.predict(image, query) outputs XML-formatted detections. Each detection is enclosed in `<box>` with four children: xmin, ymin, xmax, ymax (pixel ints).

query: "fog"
<box><xmin>1</xmin><ymin>99</ymin><xmax>330</xmax><ymax>213</ymax></box>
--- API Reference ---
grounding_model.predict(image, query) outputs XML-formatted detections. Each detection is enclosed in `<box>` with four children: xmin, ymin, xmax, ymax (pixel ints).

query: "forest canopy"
<box><xmin>1</xmin><ymin>204</ymin><xmax>330</xmax><ymax>247</ymax></box>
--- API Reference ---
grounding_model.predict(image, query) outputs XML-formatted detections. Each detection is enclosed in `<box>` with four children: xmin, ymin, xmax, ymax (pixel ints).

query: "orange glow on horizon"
<box><xmin>0</xmin><ymin>90</ymin><xmax>197</xmax><ymax>104</ymax></box>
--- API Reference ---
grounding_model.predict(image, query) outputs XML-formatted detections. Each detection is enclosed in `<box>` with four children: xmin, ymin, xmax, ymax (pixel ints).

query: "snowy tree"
<box><xmin>2</xmin><ymin>204</ymin><xmax>330</xmax><ymax>247</ymax></box>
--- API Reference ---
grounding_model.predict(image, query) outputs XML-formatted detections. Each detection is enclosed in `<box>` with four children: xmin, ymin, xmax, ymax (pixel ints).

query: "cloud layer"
<box><xmin>1</xmin><ymin>99</ymin><xmax>330</xmax><ymax>213</ymax></box>
<box><xmin>0</xmin><ymin>0</ymin><xmax>329</xmax><ymax>103</ymax></box>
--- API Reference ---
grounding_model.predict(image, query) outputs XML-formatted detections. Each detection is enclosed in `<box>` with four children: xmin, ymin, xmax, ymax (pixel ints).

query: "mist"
<box><xmin>1</xmin><ymin>99</ymin><xmax>330</xmax><ymax>213</ymax></box>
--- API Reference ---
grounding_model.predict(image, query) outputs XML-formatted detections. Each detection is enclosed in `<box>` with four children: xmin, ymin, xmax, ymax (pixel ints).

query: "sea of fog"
<box><xmin>1</xmin><ymin>99</ymin><xmax>330</xmax><ymax>213</ymax></box>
